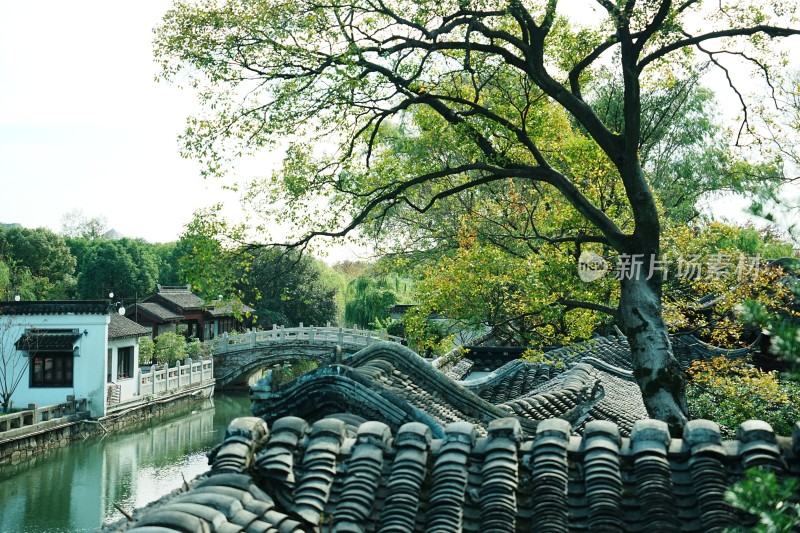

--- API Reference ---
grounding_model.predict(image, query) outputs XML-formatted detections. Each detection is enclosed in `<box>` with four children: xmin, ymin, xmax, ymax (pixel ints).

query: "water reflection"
<box><xmin>0</xmin><ymin>392</ymin><xmax>251</xmax><ymax>533</ymax></box>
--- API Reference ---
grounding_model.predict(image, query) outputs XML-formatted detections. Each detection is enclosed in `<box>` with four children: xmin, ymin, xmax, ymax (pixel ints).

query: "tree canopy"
<box><xmin>75</xmin><ymin>239</ymin><xmax>160</xmax><ymax>299</ymax></box>
<box><xmin>155</xmin><ymin>0</ymin><xmax>800</xmax><ymax>430</ymax></box>
<box><xmin>238</xmin><ymin>248</ymin><xmax>339</xmax><ymax>327</ymax></box>
<box><xmin>0</xmin><ymin>226</ymin><xmax>76</xmax><ymax>299</ymax></box>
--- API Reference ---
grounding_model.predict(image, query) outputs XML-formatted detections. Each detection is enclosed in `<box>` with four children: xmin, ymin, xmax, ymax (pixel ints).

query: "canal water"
<box><xmin>0</xmin><ymin>391</ymin><xmax>252</xmax><ymax>533</ymax></box>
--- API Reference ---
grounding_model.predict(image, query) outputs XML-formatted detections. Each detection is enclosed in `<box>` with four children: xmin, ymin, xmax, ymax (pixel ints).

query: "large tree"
<box><xmin>0</xmin><ymin>226</ymin><xmax>77</xmax><ymax>299</ymax></box>
<box><xmin>76</xmin><ymin>239</ymin><xmax>159</xmax><ymax>300</ymax></box>
<box><xmin>155</xmin><ymin>0</ymin><xmax>800</xmax><ymax>429</ymax></box>
<box><xmin>238</xmin><ymin>248</ymin><xmax>339</xmax><ymax>327</ymax></box>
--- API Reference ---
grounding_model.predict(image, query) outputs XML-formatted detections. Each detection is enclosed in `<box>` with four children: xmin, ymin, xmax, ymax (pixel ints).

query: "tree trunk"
<box><xmin>619</xmin><ymin>275</ymin><xmax>687</xmax><ymax>434</ymax></box>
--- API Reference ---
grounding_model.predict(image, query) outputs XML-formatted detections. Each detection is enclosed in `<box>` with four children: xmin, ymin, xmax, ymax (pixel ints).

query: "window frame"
<box><xmin>117</xmin><ymin>346</ymin><xmax>134</xmax><ymax>380</ymax></box>
<box><xmin>30</xmin><ymin>351</ymin><xmax>74</xmax><ymax>388</ymax></box>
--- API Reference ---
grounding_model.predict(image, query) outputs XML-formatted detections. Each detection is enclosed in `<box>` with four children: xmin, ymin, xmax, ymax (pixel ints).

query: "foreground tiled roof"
<box><xmin>108</xmin><ymin>313</ymin><xmax>151</xmax><ymax>340</ymax></box>
<box><xmin>104</xmin><ymin>415</ymin><xmax>800</xmax><ymax>532</ymax></box>
<box><xmin>250</xmin><ymin>344</ymin><xmax>540</xmax><ymax>438</ymax></box>
<box><xmin>252</xmin><ymin>342</ymin><xmax>647</xmax><ymax>437</ymax></box>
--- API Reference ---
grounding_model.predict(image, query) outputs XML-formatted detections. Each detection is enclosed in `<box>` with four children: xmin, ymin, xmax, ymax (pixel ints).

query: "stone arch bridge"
<box><xmin>209</xmin><ymin>325</ymin><xmax>403</xmax><ymax>387</ymax></box>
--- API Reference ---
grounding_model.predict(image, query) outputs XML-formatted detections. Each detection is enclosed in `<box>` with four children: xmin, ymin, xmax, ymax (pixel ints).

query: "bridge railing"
<box><xmin>210</xmin><ymin>325</ymin><xmax>402</xmax><ymax>354</ymax></box>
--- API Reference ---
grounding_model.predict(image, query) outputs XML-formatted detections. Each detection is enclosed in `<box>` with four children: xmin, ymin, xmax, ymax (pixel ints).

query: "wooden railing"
<box><xmin>209</xmin><ymin>325</ymin><xmax>402</xmax><ymax>354</ymax></box>
<box><xmin>0</xmin><ymin>396</ymin><xmax>89</xmax><ymax>435</ymax></box>
<box><xmin>139</xmin><ymin>358</ymin><xmax>214</xmax><ymax>397</ymax></box>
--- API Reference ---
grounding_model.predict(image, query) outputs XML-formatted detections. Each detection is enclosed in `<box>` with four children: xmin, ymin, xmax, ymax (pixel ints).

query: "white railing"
<box><xmin>139</xmin><ymin>358</ymin><xmax>214</xmax><ymax>398</ymax></box>
<box><xmin>209</xmin><ymin>325</ymin><xmax>402</xmax><ymax>354</ymax></box>
<box><xmin>0</xmin><ymin>396</ymin><xmax>89</xmax><ymax>435</ymax></box>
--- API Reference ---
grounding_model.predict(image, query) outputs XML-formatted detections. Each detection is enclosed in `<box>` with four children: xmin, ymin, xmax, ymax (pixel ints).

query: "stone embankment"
<box><xmin>0</xmin><ymin>382</ymin><xmax>214</xmax><ymax>466</ymax></box>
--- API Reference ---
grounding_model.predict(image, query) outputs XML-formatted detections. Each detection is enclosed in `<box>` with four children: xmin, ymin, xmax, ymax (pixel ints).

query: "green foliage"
<box><xmin>0</xmin><ymin>226</ymin><xmax>77</xmax><ymax>299</ymax></box>
<box><xmin>154</xmin><ymin>0</ymin><xmax>800</xmax><ymax>423</ymax></box>
<box><xmin>138</xmin><ymin>337</ymin><xmax>155</xmax><ymax>365</ymax></box>
<box><xmin>402</xmin><ymin>311</ymin><xmax>454</xmax><ymax>357</ymax></box>
<box><xmin>660</xmin><ymin>221</ymin><xmax>798</xmax><ymax>348</ymax></box>
<box><xmin>150</xmin><ymin>241</ymin><xmax>185</xmax><ymax>286</ymax></box>
<box><xmin>686</xmin><ymin>357</ymin><xmax>800</xmax><ymax>439</ymax></box>
<box><xmin>384</xmin><ymin>318</ymin><xmax>406</xmax><ymax>339</ymax></box>
<box><xmin>176</xmin><ymin>205</ymin><xmax>250</xmax><ymax>303</ymax></box>
<box><xmin>725</xmin><ymin>469</ymin><xmax>800</xmax><ymax>532</ymax></box>
<box><xmin>75</xmin><ymin>238</ymin><xmax>159</xmax><ymax>299</ymax></box>
<box><xmin>344</xmin><ymin>276</ymin><xmax>398</xmax><ymax>329</ymax></box>
<box><xmin>238</xmin><ymin>248</ymin><xmax>338</xmax><ymax>327</ymax></box>
<box><xmin>269</xmin><ymin>360</ymin><xmax>319</xmax><ymax>388</ymax></box>
<box><xmin>186</xmin><ymin>337</ymin><xmax>212</xmax><ymax>359</ymax></box>
<box><xmin>591</xmin><ymin>74</ymin><xmax>783</xmax><ymax>224</ymax></box>
<box><xmin>153</xmin><ymin>332</ymin><xmax>188</xmax><ymax>366</ymax></box>
<box><xmin>738</xmin><ymin>260</ymin><xmax>800</xmax><ymax>373</ymax></box>
<box><xmin>60</xmin><ymin>209</ymin><xmax>109</xmax><ymax>239</ymax></box>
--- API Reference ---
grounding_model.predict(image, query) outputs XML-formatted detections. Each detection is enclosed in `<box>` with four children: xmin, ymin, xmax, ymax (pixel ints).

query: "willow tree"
<box><xmin>155</xmin><ymin>0</ymin><xmax>799</xmax><ymax>429</ymax></box>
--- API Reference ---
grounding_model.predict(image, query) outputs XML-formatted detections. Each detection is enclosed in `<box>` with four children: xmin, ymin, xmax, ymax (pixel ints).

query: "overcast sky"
<box><xmin>0</xmin><ymin>1</ymin><xmax>239</xmax><ymax>243</ymax></box>
<box><xmin>0</xmin><ymin>1</ymin><xmax>795</xmax><ymax>249</ymax></box>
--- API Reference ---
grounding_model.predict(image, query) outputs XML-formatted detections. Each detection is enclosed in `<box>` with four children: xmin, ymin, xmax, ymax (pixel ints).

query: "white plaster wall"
<box><xmin>107</xmin><ymin>337</ymin><xmax>141</xmax><ymax>402</ymax></box>
<box><xmin>5</xmin><ymin>313</ymin><xmax>109</xmax><ymax>417</ymax></box>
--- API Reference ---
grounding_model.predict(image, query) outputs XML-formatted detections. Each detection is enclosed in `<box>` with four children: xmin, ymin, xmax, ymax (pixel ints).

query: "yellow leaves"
<box><xmin>687</xmin><ymin>357</ymin><xmax>789</xmax><ymax>405</ymax></box>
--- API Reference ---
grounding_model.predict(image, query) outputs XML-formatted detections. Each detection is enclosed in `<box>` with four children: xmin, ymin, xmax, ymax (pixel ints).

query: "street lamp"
<box><xmin>109</xmin><ymin>292</ymin><xmax>126</xmax><ymax>315</ymax></box>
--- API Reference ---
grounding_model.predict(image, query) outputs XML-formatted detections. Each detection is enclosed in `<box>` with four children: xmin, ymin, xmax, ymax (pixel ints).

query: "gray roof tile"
<box><xmin>108</xmin><ymin>314</ymin><xmax>151</xmax><ymax>340</ymax></box>
<box><xmin>104</xmin><ymin>416</ymin><xmax>799</xmax><ymax>532</ymax></box>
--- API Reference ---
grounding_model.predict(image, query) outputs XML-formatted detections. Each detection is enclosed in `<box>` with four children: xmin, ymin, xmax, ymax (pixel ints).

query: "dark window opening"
<box><xmin>31</xmin><ymin>352</ymin><xmax>73</xmax><ymax>388</ymax></box>
<box><xmin>117</xmin><ymin>347</ymin><xmax>134</xmax><ymax>379</ymax></box>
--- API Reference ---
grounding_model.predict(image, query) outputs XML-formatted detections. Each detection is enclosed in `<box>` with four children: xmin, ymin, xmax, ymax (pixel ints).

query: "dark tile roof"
<box><xmin>15</xmin><ymin>329</ymin><xmax>81</xmax><ymax>351</ymax></box>
<box><xmin>249</xmin><ymin>342</ymin><xmax>650</xmax><ymax>437</ymax></box>
<box><xmin>150</xmin><ymin>286</ymin><xmax>206</xmax><ymax>311</ymax></box>
<box><xmin>103</xmin><ymin>416</ymin><xmax>800</xmax><ymax>532</ymax></box>
<box><xmin>207</xmin><ymin>301</ymin><xmax>256</xmax><ymax>317</ymax></box>
<box><xmin>108</xmin><ymin>314</ymin><xmax>151</xmax><ymax>340</ymax></box>
<box><xmin>140</xmin><ymin>286</ymin><xmax>255</xmax><ymax>318</ymax></box>
<box><xmin>0</xmin><ymin>300</ymin><xmax>109</xmax><ymax>316</ymax></box>
<box><xmin>129</xmin><ymin>302</ymin><xmax>183</xmax><ymax>321</ymax></box>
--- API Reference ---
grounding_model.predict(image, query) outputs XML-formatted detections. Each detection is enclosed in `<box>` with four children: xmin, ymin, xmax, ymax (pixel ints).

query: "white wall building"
<box><xmin>0</xmin><ymin>302</ymin><xmax>150</xmax><ymax>417</ymax></box>
<box><xmin>0</xmin><ymin>301</ymin><xmax>111</xmax><ymax>417</ymax></box>
<box><xmin>106</xmin><ymin>313</ymin><xmax>151</xmax><ymax>405</ymax></box>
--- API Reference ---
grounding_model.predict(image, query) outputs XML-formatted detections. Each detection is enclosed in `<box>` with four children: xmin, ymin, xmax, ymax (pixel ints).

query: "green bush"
<box><xmin>186</xmin><ymin>337</ymin><xmax>212</xmax><ymax>359</ymax></box>
<box><xmin>686</xmin><ymin>357</ymin><xmax>800</xmax><ymax>439</ymax></box>
<box><xmin>138</xmin><ymin>337</ymin><xmax>155</xmax><ymax>365</ymax></box>
<box><xmin>154</xmin><ymin>332</ymin><xmax>188</xmax><ymax>366</ymax></box>
<box><xmin>725</xmin><ymin>468</ymin><xmax>800</xmax><ymax>532</ymax></box>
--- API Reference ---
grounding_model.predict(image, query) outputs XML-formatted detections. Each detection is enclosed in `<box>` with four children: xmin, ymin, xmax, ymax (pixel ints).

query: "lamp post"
<box><xmin>109</xmin><ymin>292</ymin><xmax>126</xmax><ymax>316</ymax></box>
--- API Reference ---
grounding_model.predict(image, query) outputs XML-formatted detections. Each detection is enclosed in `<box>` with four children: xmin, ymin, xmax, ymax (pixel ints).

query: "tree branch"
<box><xmin>558</xmin><ymin>298</ymin><xmax>620</xmax><ymax>320</ymax></box>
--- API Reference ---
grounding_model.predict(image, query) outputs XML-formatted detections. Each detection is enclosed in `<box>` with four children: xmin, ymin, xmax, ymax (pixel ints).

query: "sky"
<box><xmin>0</xmin><ymin>1</ymin><xmax>796</xmax><ymax>251</ymax></box>
<box><xmin>0</xmin><ymin>1</ymin><xmax>241</xmax><ymax>244</ymax></box>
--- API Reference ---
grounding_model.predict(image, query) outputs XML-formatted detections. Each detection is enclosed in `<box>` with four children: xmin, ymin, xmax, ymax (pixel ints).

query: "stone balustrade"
<box><xmin>138</xmin><ymin>358</ymin><xmax>214</xmax><ymax>398</ymax></box>
<box><xmin>209</xmin><ymin>324</ymin><xmax>402</xmax><ymax>354</ymax></box>
<box><xmin>0</xmin><ymin>395</ymin><xmax>89</xmax><ymax>437</ymax></box>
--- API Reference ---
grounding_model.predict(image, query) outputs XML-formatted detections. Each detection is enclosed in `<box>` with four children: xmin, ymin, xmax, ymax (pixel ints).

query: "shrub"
<box><xmin>186</xmin><ymin>337</ymin><xmax>212</xmax><ymax>359</ymax></box>
<box><xmin>138</xmin><ymin>337</ymin><xmax>155</xmax><ymax>365</ymax></box>
<box><xmin>686</xmin><ymin>357</ymin><xmax>800</xmax><ymax>439</ymax></box>
<box><xmin>153</xmin><ymin>332</ymin><xmax>188</xmax><ymax>366</ymax></box>
<box><xmin>725</xmin><ymin>468</ymin><xmax>800</xmax><ymax>532</ymax></box>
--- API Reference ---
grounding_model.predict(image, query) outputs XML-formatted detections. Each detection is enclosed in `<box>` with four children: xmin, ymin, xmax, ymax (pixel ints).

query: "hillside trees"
<box><xmin>155</xmin><ymin>0</ymin><xmax>800</xmax><ymax>429</ymax></box>
<box><xmin>75</xmin><ymin>239</ymin><xmax>160</xmax><ymax>299</ymax></box>
<box><xmin>0</xmin><ymin>226</ymin><xmax>76</xmax><ymax>299</ymax></box>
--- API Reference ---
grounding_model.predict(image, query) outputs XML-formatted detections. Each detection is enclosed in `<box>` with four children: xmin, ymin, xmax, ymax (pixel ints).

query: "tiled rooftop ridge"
<box><xmin>252</xmin><ymin>342</ymin><xmax>646</xmax><ymax>437</ymax></box>
<box><xmin>105</xmin><ymin>416</ymin><xmax>800</xmax><ymax>532</ymax></box>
